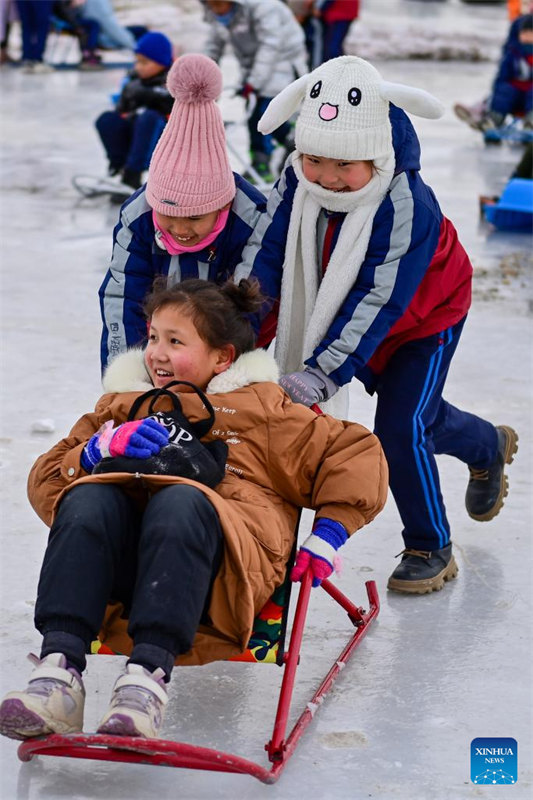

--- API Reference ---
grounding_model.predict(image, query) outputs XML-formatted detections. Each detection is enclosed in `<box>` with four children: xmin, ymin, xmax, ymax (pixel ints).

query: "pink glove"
<box><xmin>81</xmin><ymin>418</ymin><xmax>169</xmax><ymax>472</ymax></box>
<box><xmin>108</xmin><ymin>418</ymin><xmax>169</xmax><ymax>458</ymax></box>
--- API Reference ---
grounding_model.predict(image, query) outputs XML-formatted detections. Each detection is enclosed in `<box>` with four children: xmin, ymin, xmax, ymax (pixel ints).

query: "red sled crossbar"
<box><xmin>17</xmin><ymin>575</ymin><xmax>379</xmax><ymax>784</ymax></box>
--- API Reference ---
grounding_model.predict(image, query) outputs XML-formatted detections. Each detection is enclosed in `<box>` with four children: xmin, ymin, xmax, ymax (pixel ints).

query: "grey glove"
<box><xmin>279</xmin><ymin>366</ymin><xmax>339</xmax><ymax>407</ymax></box>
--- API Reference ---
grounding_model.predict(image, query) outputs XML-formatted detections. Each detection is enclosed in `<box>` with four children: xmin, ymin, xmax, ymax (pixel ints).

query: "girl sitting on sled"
<box><xmin>0</xmin><ymin>278</ymin><xmax>387</xmax><ymax>741</ymax></box>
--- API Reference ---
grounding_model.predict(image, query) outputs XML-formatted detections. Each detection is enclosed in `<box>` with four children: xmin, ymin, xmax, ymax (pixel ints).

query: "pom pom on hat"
<box><xmin>167</xmin><ymin>53</ymin><xmax>223</xmax><ymax>103</ymax></box>
<box><xmin>146</xmin><ymin>54</ymin><xmax>235</xmax><ymax>218</ymax></box>
<box><xmin>135</xmin><ymin>32</ymin><xmax>173</xmax><ymax>69</ymax></box>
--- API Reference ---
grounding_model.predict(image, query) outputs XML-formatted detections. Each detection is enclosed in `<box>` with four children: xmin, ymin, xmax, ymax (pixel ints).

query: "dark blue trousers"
<box><xmin>374</xmin><ymin>318</ymin><xmax>498</xmax><ymax>551</ymax></box>
<box><xmin>16</xmin><ymin>0</ymin><xmax>53</xmax><ymax>62</ymax></box>
<box><xmin>248</xmin><ymin>96</ymin><xmax>292</xmax><ymax>156</ymax></box>
<box><xmin>34</xmin><ymin>483</ymin><xmax>224</xmax><ymax>670</ymax></box>
<box><xmin>491</xmin><ymin>82</ymin><xmax>533</xmax><ymax>118</ymax></box>
<box><xmin>95</xmin><ymin>108</ymin><xmax>166</xmax><ymax>172</ymax></box>
<box><xmin>321</xmin><ymin>20</ymin><xmax>352</xmax><ymax>62</ymax></box>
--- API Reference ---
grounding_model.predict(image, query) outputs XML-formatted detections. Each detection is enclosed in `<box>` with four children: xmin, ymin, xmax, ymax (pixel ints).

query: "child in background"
<box><xmin>99</xmin><ymin>53</ymin><xmax>268</xmax><ymax>372</ymax></box>
<box><xmin>82</xmin><ymin>0</ymin><xmax>147</xmax><ymax>51</ymax></box>
<box><xmin>312</xmin><ymin>0</ymin><xmax>359</xmax><ymax>64</ymax></box>
<box><xmin>0</xmin><ymin>0</ymin><xmax>18</xmax><ymax>65</ymax></box>
<box><xmin>235</xmin><ymin>55</ymin><xmax>519</xmax><ymax>595</ymax></box>
<box><xmin>52</xmin><ymin>0</ymin><xmax>102</xmax><ymax>69</ymax></box>
<box><xmin>290</xmin><ymin>0</ymin><xmax>359</xmax><ymax>71</ymax></box>
<box><xmin>95</xmin><ymin>32</ymin><xmax>174</xmax><ymax>200</ymax></box>
<box><xmin>454</xmin><ymin>11</ymin><xmax>533</xmax><ymax>132</ymax></box>
<box><xmin>482</xmin><ymin>12</ymin><xmax>533</xmax><ymax>131</ymax></box>
<box><xmin>201</xmin><ymin>0</ymin><xmax>308</xmax><ymax>181</ymax></box>
<box><xmin>0</xmin><ymin>278</ymin><xmax>387</xmax><ymax>742</ymax></box>
<box><xmin>15</xmin><ymin>0</ymin><xmax>53</xmax><ymax>74</ymax></box>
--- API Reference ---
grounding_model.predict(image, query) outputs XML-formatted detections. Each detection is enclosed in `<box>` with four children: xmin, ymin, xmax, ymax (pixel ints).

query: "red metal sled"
<box><xmin>17</xmin><ymin>573</ymin><xmax>379</xmax><ymax>784</ymax></box>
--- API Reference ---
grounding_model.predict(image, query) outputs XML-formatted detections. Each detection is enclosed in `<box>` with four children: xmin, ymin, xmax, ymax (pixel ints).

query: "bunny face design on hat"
<box><xmin>258</xmin><ymin>55</ymin><xmax>445</xmax><ymax>166</ymax></box>
<box><xmin>146</xmin><ymin>54</ymin><xmax>236</xmax><ymax>218</ymax></box>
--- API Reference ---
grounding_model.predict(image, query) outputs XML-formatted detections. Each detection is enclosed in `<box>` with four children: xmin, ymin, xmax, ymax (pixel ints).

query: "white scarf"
<box><xmin>274</xmin><ymin>152</ymin><xmax>394</xmax><ymax>418</ymax></box>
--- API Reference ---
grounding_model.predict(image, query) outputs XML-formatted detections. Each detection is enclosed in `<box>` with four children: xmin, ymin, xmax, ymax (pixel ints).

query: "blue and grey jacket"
<box><xmin>236</xmin><ymin>107</ymin><xmax>472</xmax><ymax>393</ymax></box>
<box><xmin>99</xmin><ymin>173</ymin><xmax>267</xmax><ymax>370</ymax></box>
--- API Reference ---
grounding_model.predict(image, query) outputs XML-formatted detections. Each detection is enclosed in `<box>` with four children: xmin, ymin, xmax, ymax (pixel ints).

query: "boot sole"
<box><xmin>387</xmin><ymin>555</ymin><xmax>459</xmax><ymax>595</ymax></box>
<box><xmin>468</xmin><ymin>426</ymin><xmax>519</xmax><ymax>522</ymax></box>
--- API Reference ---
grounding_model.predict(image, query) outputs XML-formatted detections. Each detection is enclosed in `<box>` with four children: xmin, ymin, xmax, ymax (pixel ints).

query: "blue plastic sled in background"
<box><xmin>483</xmin><ymin>178</ymin><xmax>533</xmax><ymax>232</ymax></box>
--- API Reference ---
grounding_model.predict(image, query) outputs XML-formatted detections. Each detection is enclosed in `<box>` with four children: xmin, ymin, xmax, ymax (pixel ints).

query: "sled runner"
<box><xmin>17</xmin><ymin>560</ymin><xmax>379</xmax><ymax>784</ymax></box>
<box><xmin>454</xmin><ymin>104</ymin><xmax>533</xmax><ymax>146</ymax></box>
<box><xmin>72</xmin><ymin>174</ymin><xmax>137</xmax><ymax>200</ymax></box>
<box><xmin>483</xmin><ymin>118</ymin><xmax>533</xmax><ymax>146</ymax></box>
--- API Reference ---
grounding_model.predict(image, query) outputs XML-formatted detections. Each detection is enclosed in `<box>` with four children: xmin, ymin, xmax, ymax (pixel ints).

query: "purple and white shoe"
<box><xmin>97</xmin><ymin>664</ymin><xmax>168</xmax><ymax>739</ymax></box>
<box><xmin>0</xmin><ymin>653</ymin><xmax>84</xmax><ymax>741</ymax></box>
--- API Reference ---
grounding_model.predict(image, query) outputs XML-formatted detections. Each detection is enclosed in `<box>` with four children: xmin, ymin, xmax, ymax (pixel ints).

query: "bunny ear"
<box><xmin>257</xmin><ymin>74</ymin><xmax>309</xmax><ymax>134</ymax></box>
<box><xmin>379</xmin><ymin>80</ymin><xmax>445</xmax><ymax>119</ymax></box>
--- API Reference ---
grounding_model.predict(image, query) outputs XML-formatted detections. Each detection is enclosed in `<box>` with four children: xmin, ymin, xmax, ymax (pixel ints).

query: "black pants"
<box><xmin>34</xmin><ymin>483</ymin><xmax>224</xmax><ymax>671</ymax></box>
<box><xmin>248</xmin><ymin>95</ymin><xmax>291</xmax><ymax>156</ymax></box>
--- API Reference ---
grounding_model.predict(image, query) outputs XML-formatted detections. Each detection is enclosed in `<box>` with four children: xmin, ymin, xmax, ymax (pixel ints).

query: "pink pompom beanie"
<box><xmin>146</xmin><ymin>53</ymin><xmax>236</xmax><ymax>217</ymax></box>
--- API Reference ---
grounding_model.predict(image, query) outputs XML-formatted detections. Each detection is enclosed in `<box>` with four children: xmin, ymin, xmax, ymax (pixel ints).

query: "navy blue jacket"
<box><xmin>236</xmin><ymin>107</ymin><xmax>472</xmax><ymax>393</ymax></box>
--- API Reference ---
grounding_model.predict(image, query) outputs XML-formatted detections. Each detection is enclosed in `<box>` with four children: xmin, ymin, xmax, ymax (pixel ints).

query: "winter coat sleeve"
<box><xmin>117</xmin><ymin>77</ymin><xmax>173</xmax><ymax>116</ymax></box>
<box><xmin>306</xmin><ymin>180</ymin><xmax>442</xmax><ymax>387</ymax></box>
<box><xmin>263</xmin><ymin>389</ymin><xmax>388</xmax><ymax>534</ymax></box>
<box><xmin>134</xmin><ymin>86</ymin><xmax>173</xmax><ymax>116</ymax></box>
<box><xmin>234</xmin><ymin>163</ymin><xmax>297</xmax><ymax>325</ymax></box>
<box><xmin>246</xmin><ymin>3</ymin><xmax>298</xmax><ymax>93</ymax></box>
<box><xmin>492</xmin><ymin>46</ymin><xmax>527</xmax><ymax>88</ymax></box>
<box><xmin>203</xmin><ymin>21</ymin><xmax>227</xmax><ymax>64</ymax></box>
<box><xmin>27</xmin><ymin>407</ymin><xmax>112</xmax><ymax>527</ymax></box>
<box><xmin>99</xmin><ymin>199</ymin><xmax>157</xmax><ymax>370</ymax></box>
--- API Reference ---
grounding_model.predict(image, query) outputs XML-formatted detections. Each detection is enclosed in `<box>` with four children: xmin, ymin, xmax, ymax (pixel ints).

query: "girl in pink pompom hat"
<box><xmin>99</xmin><ymin>53</ymin><xmax>270</xmax><ymax>372</ymax></box>
<box><xmin>147</xmin><ymin>53</ymin><xmax>235</xmax><ymax>217</ymax></box>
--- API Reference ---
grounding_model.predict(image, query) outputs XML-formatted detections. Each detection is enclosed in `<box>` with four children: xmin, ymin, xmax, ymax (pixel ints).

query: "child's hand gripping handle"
<box><xmin>291</xmin><ymin>519</ymin><xmax>348</xmax><ymax>588</ymax></box>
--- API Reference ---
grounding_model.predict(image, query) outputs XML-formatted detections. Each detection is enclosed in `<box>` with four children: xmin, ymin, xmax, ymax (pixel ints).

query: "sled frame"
<box><xmin>17</xmin><ymin>574</ymin><xmax>379</xmax><ymax>784</ymax></box>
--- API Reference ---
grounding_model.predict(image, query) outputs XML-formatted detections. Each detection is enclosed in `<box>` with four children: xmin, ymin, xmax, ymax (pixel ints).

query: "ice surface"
<box><xmin>0</xmin><ymin>1</ymin><xmax>531</xmax><ymax>798</ymax></box>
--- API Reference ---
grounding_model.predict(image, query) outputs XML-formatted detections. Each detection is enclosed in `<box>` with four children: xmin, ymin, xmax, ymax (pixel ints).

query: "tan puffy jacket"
<box><xmin>27</xmin><ymin>350</ymin><xmax>387</xmax><ymax>665</ymax></box>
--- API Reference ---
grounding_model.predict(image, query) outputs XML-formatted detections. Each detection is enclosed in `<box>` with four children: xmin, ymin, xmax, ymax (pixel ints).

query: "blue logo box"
<box><xmin>471</xmin><ymin>737</ymin><xmax>517</xmax><ymax>785</ymax></box>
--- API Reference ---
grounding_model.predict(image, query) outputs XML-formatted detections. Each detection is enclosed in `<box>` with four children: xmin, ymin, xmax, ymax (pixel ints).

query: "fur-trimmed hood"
<box><xmin>102</xmin><ymin>347</ymin><xmax>280</xmax><ymax>395</ymax></box>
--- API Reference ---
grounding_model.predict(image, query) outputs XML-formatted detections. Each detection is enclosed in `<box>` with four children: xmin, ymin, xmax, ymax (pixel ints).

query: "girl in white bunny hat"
<box><xmin>234</xmin><ymin>55</ymin><xmax>518</xmax><ymax>595</ymax></box>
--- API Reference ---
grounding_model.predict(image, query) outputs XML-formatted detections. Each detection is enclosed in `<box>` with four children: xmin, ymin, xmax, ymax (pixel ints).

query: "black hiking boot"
<box><xmin>387</xmin><ymin>543</ymin><xmax>458</xmax><ymax>595</ymax></box>
<box><xmin>465</xmin><ymin>425</ymin><xmax>518</xmax><ymax>522</ymax></box>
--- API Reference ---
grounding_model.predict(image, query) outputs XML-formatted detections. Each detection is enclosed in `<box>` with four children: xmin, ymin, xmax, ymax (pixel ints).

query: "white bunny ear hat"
<box><xmin>258</xmin><ymin>56</ymin><xmax>444</xmax><ymax>163</ymax></box>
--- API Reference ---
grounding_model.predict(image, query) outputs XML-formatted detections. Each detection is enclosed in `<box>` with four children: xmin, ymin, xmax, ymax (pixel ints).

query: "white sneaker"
<box><xmin>22</xmin><ymin>61</ymin><xmax>55</xmax><ymax>74</ymax></box>
<box><xmin>0</xmin><ymin>653</ymin><xmax>85</xmax><ymax>740</ymax></box>
<box><xmin>96</xmin><ymin>663</ymin><xmax>168</xmax><ymax>738</ymax></box>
